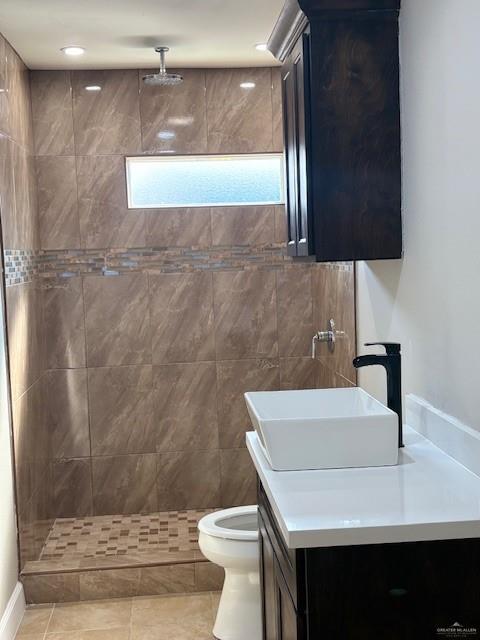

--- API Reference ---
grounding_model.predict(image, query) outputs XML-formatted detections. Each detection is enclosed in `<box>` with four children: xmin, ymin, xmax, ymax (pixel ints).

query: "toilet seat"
<box><xmin>198</xmin><ymin>505</ymin><xmax>258</xmax><ymax>542</ymax></box>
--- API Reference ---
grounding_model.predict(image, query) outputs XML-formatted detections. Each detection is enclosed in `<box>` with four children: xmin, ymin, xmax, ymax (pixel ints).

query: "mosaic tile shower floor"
<box><xmin>39</xmin><ymin>509</ymin><xmax>214</xmax><ymax>564</ymax></box>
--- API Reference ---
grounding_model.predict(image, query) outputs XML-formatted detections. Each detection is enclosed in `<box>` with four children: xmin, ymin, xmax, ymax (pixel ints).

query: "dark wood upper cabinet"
<box><xmin>270</xmin><ymin>0</ymin><xmax>402</xmax><ymax>261</ymax></box>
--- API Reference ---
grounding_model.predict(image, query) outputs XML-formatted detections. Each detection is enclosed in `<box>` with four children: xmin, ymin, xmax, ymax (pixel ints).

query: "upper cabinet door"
<box><xmin>282</xmin><ymin>32</ymin><xmax>314</xmax><ymax>258</ymax></box>
<box><xmin>271</xmin><ymin>0</ymin><xmax>402</xmax><ymax>262</ymax></box>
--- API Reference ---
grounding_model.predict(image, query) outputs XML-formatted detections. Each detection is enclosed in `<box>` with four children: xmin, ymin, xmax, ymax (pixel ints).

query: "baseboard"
<box><xmin>406</xmin><ymin>394</ymin><xmax>480</xmax><ymax>477</ymax></box>
<box><xmin>0</xmin><ymin>582</ymin><xmax>25</xmax><ymax>640</ymax></box>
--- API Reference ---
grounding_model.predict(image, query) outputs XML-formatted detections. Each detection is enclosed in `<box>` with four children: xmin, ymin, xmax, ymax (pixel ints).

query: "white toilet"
<box><xmin>198</xmin><ymin>505</ymin><xmax>261</xmax><ymax>640</ymax></box>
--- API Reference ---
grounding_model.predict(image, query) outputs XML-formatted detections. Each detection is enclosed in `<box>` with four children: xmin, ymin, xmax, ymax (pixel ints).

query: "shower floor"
<box><xmin>39</xmin><ymin>508</ymin><xmax>212</xmax><ymax>564</ymax></box>
<box><xmin>21</xmin><ymin>509</ymin><xmax>224</xmax><ymax>603</ymax></box>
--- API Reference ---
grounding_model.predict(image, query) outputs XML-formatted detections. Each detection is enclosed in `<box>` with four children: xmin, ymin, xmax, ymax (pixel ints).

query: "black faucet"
<box><xmin>353</xmin><ymin>342</ymin><xmax>403</xmax><ymax>448</ymax></box>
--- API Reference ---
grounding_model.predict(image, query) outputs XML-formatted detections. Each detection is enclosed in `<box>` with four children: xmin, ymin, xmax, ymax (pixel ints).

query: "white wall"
<box><xmin>356</xmin><ymin>0</ymin><xmax>480</xmax><ymax>431</ymax></box>
<box><xmin>0</xmin><ymin>282</ymin><xmax>18</xmax><ymax>617</ymax></box>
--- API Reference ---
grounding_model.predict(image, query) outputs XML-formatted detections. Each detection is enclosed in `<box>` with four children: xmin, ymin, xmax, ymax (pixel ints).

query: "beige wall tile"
<box><xmin>279</xmin><ymin>357</ymin><xmax>316</xmax><ymax>390</ymax></box>
<box><xmin>6</xmin><ymin>282</ymin><xmax>43</xmax><ymax>400</ymax></box>
<box><xmin>194</xmin><ymin>562</ymin><xmax>224</xmax><ymax>592</ymax></box>
<box><xmin>0</xmin><ymin>136</ymin><xmax>15</xmax><ymax>230</ymax></box>
<box><xmin>150</xmin><ymin>272</ymin><xmax>214</xmax><ymax>364</ymax></box>
<box><xmin>0</xmin><ymin>34</ymin><xmax>8</xmax><ymax>136</ymax></box>
<box><xmin>213</xmin><ymin>270</ymin><xmax>278</xmax><ymax>360</ymax></box>
<box><xmin>92</xmin><ymin>454</ymin><xmax>158</xmax><ymax>515</ymax></box>
<box><xmin>8</xmin><ymin>143</ymin><xmax>38</xmax><ymax>249</ymax></box>
<box><xmin>216</xmin><ymin>358</ymin><xmax>279</xmax><ymax>449</ymax></box>
<box><xmin>145</xmin><ymin>208</ymin><xmax>211</xmax><ymax>248</ymax></box>
<box><xmin>157</xmin><ymin>450</ymin><xmax>220</xmax><ymax>510</ymax></box>
<box><xmin>206</xmin><ymin>68</ymin><xmax>273</xmax><ymax>153</ymax></box>
<box><xmin>23</xmin><ymin>573</ymin><xmax>80</xmax><ymax>604</ymax></box>
<box><xmin>137</xmin><ymin>564</ymin><xmax>196</xmax><ymax>596</ymax></box>
<box><xmin>84</xmin><ymin>274</ymin><xmax>150</xmax><ymax>367</ymax></box>
<box><xmin>211</xmin><ymin>206</ymin><xmax>275</xmax><ymax>246</ymax></box>
<box><xmin>37</xmin><ymin>156</ymin><xmax>79</xmax><ymax>249</ymax></box>
<box><xmin>47</xmin><ymin>369</ymin><xmax>89</xmax><ymax>458</ymax></box>
<box><xmin>153</xmin><ymin>362</ymin><xmax>218</xmax><ymax>453</ymax></box>
<box><xmin>79</xmin><ymin>569</ymin><xmax>140</xmax><ymax>601</ymax></box>
<box><xmin>72</xmin><ymin>70</ymin><xmax>141</xmax><ymax>155</ymax></box>
<box><xmin>139</xmin><ymin>68</ymin><xmax>207</xmax><ymax>154</ymax></box>
<box><xmin>88</xmin><ymin>366</ymin><xmax>154</xmax><ymax>455</ymax></box>
<box><xmin>276</xmin><ymin>266</ymin><xmax>314</xmax><ymax>357</ymax></box>
<box><xmin>271</xmin><ymin>68</ymin><xmax>284</xmax><ymax>153</ymax></box>
<box><xmin>31</xmin><ymin>71</ymin><xmax>74</xmax><ymax>156</ymax></box>
<box><xmin>6</xmin><ymin>43</ymin><xmax>33</xmax><ymax>148</ymax></box>
<box><xmin>43</xmin><ymin>277</ymin><xmax>86</xmax><ymax>369</ymax></box>
<box><xmin>52</xmin><ymin>458</ymin><xmax>93</xmax><ymax>518</ymax></box>
<box><xmin>273</xmin><ymin>204</ymin><xmax>287</xmax><ymax>244</ymax></box>
<box><xmin>220</xmin><ymin>448</ymin><xmax>256</xmax><ymax>507</ymax></box>
<box><xmin>77</xmin><ymin>155</ymin><xmax>145</xmax><ymax>249</ymax></box>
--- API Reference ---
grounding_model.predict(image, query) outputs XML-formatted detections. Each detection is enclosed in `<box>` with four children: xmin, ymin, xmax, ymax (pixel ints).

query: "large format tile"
<box><xmin>16</xmin><ymin>605</ymin><xmax>53</xmax><ymax>636</ymax></box>
<box><xmin>79</xmin><ymin>569</ymin><xmax>140</xmax><ymax>601</ymax></box>
<box><xmin>206</xmin><ymin>68</ymin><xmax>274</xmax><ymax>153</ymax></box>
<box><xmin>6</xmin><ymin>43</ymin><xmax>32</xmax><ymax>148</ymax></box>
<box><xmin>0</xmin><ymin>136</ymin><xmax>15</xmax><ymax>232</ymax></box>
<box><xmin>131</xmin><ymin>592</ymin><xmax>212</xmax><ymax>627</ymax></box>
<box><xmin>8</xmin><ymin>143</ymin><xmax>38</xmax><ymax>249</ymax></box>
<box><xmin>213</xmin><ymin>270</ymin><xmax>278</xmax><ymax>360</ymax></box>
<box><xmin>47</xmin><ymin>598</ymin><xmax>132</xmax><ymax>632</ymax></box>
<box><xmin>279</xmin><ymin>357</ymin><xmax>316</xmax><ymax>390</ymax></box>
<box><xmin>46</xmin><ymin>630</ymin><xmax>130</xmax><ymax>640</ymax></box>
<box><xmin>0</xmin><ymin>34</ymin><xmax>8</xmax><ymax>136</ymax></box>
<box><xmin>139</xmin><ymin>68</ymin><xmax>207</xmax><ymax>154</ymax></box>
<box><xmin>271</xmin><ymin>68</ymin><xmax>284</xmax><ymax>152</ymax></box>
<box><xmin>37</xmin><ymin>155</ymin><xmax>80</xmax><ymax>249</ymax></box>
<box><xmin>30</xmin><ymin>71</ymin><xmax>75</xmax><ymax>156</ymax></box>
<box><xmin>137</xmin><ymin>564</ymin><xmax>196</xmax><ymax>596</ymax></box>
<box><xmin>83</xmin><ymin>274</ymin><xmax>150</xmax><ymax>367</ymax></box>
<box><xmin>276</xmin><ymin>267</ymin><xmax>314</xmax><ymax>357</ymax></box>
<box><xmin>23</xmin><ymin>573</ymin><xmax>81</xmax><ymax>605</ymax></box>
<box><xmin>43</xmin><ymin>277</ymin><xmax>86</xmax><ymax>369</ymax></box>
<box><xmin>153</xmin><ymin>362</ymin><xmax>218</xmax><ymax>453</ymax></box>
<box><xmin>157</xmin><ymin>450</ymin><xmax>220</xmax><ymax>510</ymax></box>
<box><xmin>51</xmin><ymin>458</ymin><xmax>93</xmax><ymax>518</ymax></box>
<box><xmin>77</xmin><ymin>155</ymin><xmax>145</xmax><ymax>249</ymax></box>
<box><xmin>6</xmin><ymin>282</ymin><xmax>43</xmax><ymax>400</ymax></box>
<box><xmin>72</xmin><ymin>70</ymin><xmax>141</xmax><ymax>155</ymax></box>
<box><xmin>92</xmin><ymin>454</ymin><xmax>158</xmax><ymax>515</ymax></box>
<box><xmin>150</xmin><ymin>272</ymin><xmax>214</xmax><ymax>364</ymax></box>
<box><xmin>216</xmin><ymin>358</ymin><xmax>279</xmax><ymax>449</ymax></box>
<box><xmin>220</xmin><ymin>448</ymin><xmax>256</xmax><ymax>507</ymax></box>
<box><xmin>211</xmin><ymin>206</ymin><xmax>275</xmax><ymax>246</ymax></box>
<box><xmin>88</xmin><ymin>365</ymin><xmax>155</xmax><ymax>455</ymax></box>
<box><xmin>47</xmin><ymin>369</ymin><xmax>89</xmax><ymax>458</ymax></box>
<box><xmin>145</xmin><ymin>207</ymin><xmax>212</xmax><ymax>248</ymax></box>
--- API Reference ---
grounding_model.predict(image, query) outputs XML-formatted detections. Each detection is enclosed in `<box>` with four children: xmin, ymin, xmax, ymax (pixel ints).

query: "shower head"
<box><xmin>143</xmin><ymin>46</ymin><xmax>183</xmax><ymax>86</ymax></box>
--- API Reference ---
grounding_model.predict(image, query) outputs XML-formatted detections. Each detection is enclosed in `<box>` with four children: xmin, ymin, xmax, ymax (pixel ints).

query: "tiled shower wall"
<box><xmin>3</xmin><ymin>62</ymin><xmax>356</xmax><ymax>569</ymax></box>
<box><xmin>0</xmin><ymin>33</ymin><xmax>50</xmax><ymax>566</ymax></box>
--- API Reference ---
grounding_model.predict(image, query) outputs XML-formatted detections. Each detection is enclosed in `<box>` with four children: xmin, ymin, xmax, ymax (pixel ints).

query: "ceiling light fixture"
<box><xmin>240</xmin><ymin>82</ymin><xmax>256</xmax><ymax>89</ymax></box>
<box><xmin>61</xmin><ymin>46</ymin><xmax>85</xmax><ymax>56</ymax></box>
<box><xmin>255</xmin><ymin>43</ymin><xmax>268</xmax><ymax>51</ymax></box>
<box><xmin>85</xmin><ymin>85</ymin><xmax>101</xmax><ymax>91</ymax></box>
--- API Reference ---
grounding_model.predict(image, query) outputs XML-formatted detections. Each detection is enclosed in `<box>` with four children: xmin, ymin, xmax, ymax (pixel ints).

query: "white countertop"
<box><xmin>247</xmin><ymin>426</ymin><xmax>480</xmax><ymax>549</ymax></box>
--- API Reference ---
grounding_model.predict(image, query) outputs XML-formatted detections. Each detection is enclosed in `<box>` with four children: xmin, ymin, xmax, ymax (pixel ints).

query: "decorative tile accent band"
<box><xmin>4</xmin><ymin>246</ymin><xmax>352</xmax><ymax>286</ymax></box>
<box><xmin>4</xmin><ymin>249</ymin><xmax>40</xmax><ymax>286</ymax></box>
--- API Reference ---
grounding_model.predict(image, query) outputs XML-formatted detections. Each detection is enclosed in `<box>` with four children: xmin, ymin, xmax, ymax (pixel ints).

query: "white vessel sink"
<box><xmin>244</xmin><ymin>387</ymin><xmax>399</xmax><ymax>471</ymax></box>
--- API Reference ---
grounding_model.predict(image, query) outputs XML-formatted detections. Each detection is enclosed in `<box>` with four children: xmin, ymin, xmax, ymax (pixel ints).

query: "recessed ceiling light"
<box><xmin>61</xmin><ymin>46</ymin><xmax>85</xmax><ymax>56</ymax></box>
<box><xmin>168</xmin><ymin>116</ymin><xmax>194</xmax><ymax>126</ymax></box>
<box><xmin>85</xmin><ymin>85</ymin><xmax>101</xmax><ymax>91</ymax></box>
<box><xmin>255</xmin><ymin>43</ymin><xmax>268</xmax><ymax>51</ymax></box>
<box><xmin>240</xmin><ymin>82</ymin><xmax>256</xmax><ymax>89</ymax></box>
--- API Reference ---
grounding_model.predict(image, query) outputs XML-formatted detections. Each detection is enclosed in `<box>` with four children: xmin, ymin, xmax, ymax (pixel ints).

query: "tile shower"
<box><xmin>0</xmin><ymin>32</ymin><xmax>357</xmax><ymax>603</ymax></box>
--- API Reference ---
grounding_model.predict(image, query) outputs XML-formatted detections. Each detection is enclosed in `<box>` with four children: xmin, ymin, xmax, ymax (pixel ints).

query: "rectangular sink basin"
<box><xmin>244</xmin><ymin>387</ymin><xmax>399</xmax><ymax>471</ymax></box>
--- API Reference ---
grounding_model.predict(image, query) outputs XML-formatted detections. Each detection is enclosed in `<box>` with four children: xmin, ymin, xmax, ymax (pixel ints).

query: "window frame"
<box><xmin>125</xmin><ymin>153</ymin><xmax>285</xmax><ymax>210</ymax></box>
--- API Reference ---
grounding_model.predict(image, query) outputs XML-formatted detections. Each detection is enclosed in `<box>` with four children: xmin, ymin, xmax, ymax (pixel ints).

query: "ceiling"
<box><xmin>0</xmin><ymin>0</ymin><xmax>284</xmax><ymax>70</ymax></box>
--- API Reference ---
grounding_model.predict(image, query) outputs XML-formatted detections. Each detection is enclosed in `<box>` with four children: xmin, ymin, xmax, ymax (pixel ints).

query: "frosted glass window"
<box><xmin>126</xmin><ymin>154</ymin><xmax>284</xmax><ymax>208</ymax></box>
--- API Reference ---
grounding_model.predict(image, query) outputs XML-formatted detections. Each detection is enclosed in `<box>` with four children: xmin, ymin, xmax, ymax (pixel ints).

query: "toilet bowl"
<box><xmin>198</xmin><ymin>505</ymin><xmax>261</xmax><ymax>640</ymax></box>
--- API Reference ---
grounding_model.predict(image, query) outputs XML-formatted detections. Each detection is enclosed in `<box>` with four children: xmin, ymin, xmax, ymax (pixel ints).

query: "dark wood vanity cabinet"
<box><xmin>271</xmin><ymin>0</ymin><xmax>402</xmax><ymax>261</ymax></box>
<box><xmin>258</xmin><ymin>480</ymin><xmax>480</xmax><ymax>640</ymax></box>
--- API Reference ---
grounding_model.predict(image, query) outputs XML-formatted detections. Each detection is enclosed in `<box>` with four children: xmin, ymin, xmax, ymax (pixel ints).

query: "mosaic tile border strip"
<box><xmin>4</xmin><ymin>249</ymin><xmax>40</xmax><ymax>286</ymax></box>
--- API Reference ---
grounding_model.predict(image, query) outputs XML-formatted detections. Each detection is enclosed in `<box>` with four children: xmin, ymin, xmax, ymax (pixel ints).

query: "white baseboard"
<box><xmin>406</xmin><ymin>394</ymin><xmax>480</xmax><ymax>477</ymax></box>
<box><xmin>0</xmin><ymin>582</ymin><xmax>25</xmax><ymax>640</ymax></box>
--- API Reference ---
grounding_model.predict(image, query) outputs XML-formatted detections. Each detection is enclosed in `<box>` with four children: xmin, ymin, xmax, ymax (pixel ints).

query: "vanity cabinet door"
<box><xmin>274</xmin><ymin>557</ymin><xmax>304</xmax><ymax>640</ymax></box>
<box><xmin>259</xmin><ymin>512</ymin><xmax>278</xmax><ymax>640</ymax></box>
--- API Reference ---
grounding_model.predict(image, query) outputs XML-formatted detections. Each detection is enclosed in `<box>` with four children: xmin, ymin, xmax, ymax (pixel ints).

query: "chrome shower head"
<box><xmin>143</xmin><ymin>46</ymin><xmax>183</xmax><ymax>86</ymax></box>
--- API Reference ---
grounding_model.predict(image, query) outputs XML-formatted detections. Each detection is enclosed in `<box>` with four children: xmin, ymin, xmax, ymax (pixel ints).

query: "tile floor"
<box><xmin>15</xmin><ymin>591</ymin><xmax>221</xmax><ymax>639</ymax></box>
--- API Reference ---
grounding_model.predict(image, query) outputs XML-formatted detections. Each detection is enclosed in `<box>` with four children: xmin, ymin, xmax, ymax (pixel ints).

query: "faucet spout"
<box><xmin>353</xmin><ymin>343</ymin><xmax>403</xmax><ymax>448</ymax></box>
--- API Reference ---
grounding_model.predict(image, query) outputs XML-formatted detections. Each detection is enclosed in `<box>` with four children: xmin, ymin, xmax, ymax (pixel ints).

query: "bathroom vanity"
<box><xmin>248</xmin><ymin>429</ymin><xmax>480</xmax><ymax>639</ymax></box>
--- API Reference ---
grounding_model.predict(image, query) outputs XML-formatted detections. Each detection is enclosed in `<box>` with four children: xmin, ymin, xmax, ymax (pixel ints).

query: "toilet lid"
<box><xmin>198</xmin><ymin>505</ymin><xmax>258</xmax><ymax>541</ymax></box>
